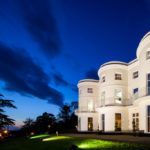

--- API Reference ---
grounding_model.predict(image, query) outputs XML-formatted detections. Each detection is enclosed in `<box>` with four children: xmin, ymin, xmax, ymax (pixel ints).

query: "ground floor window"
<box><xmin>88</xmin><ymin>117</ymin><xmax>93</xmax><ymax>131</ymax></box>
<box><xmin>132</xmin><ymin>113</ymin><xmax>139</xmax><ymax>131</ymax></box>
<box><xmin>115</xmin><ymin>113</ymin><xmax>121</xmax><ymax>131</ymax></box>
<box><xmin>78</xmin><ymin>117</ymin><xmax>81</xmax><ymax>130</ymax></box>
<box><xmin>147</xmin><ymin>106</ymin><xmax>150</xmax><ymax>132</ymax></box>
<box><xmin>102</xmin><ymin>114</ymin><xmax>105</xmax><ymax>131</ymax></box>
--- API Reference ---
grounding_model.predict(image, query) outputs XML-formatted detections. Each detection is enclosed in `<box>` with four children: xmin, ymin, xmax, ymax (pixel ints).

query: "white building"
<box><xmin>75</xmin><ymin>32</ymin><xmax>150</xmax><ymax>133</ymax></box>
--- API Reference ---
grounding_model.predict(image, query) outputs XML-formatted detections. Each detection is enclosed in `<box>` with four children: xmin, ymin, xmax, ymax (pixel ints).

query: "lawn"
<box><xmin>1</xmin><ymin>134</ymin><xmax>150</xmax><ymax>150</ymax></box>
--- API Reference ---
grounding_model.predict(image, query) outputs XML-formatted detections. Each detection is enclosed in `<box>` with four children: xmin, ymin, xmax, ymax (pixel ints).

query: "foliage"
<box><xmin>0</xmin><ymin>94</ymin><xmax>16</xmax><ymax>129</ymax></box>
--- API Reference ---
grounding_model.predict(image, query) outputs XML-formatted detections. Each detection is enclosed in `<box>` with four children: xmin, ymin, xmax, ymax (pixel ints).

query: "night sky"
<box><xmin>0</xmin><ymin>0</ymin><xmax>150</xmax><ymax>126</ymax></box>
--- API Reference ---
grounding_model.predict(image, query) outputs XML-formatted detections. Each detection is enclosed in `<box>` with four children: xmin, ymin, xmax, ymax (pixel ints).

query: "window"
<box><xmin>115</xmin><ymin>113</ymin><xmax>121</xmax><ymax>131</ymax></box>
<box><xmin>133</xmin><ymin>88</ymin><xmax>138</xmax><ymax>99</ymax></box>
<box><xmin>88</xmin><ymin>117</ymin><xmax>93</xmax><ymax>131</ymax></box>
<box><xmin>101</xmin><ymin>92</ymin><xmax>105</xmax><ymax>106</ymax></box>
<box><xmin>132</xmin><ymin>113</ymin><xmax>139</xmax><ymax>131</ymax></box>
<box><xmin>148</xmin><ymin>106</ymin><xmax>150</xmax><ymax>132</ymax></box>
<box><xmin>88</xmin><ymin>100</ymin><xmax>93</xmax><ymax>112</ymax></box>
<box><xmin>147</xmin><ymin>73</ymin><xmax>150</xmax><ymax>95</ymax></box>
<box><xmin>101</xmin><ymin>76</ymin><xmax>105</xmax><ymax>83</ymax></box>
<box><xmin>146</xmin><ymin>51</ymin><xmax>150</xmax><ymax>60</ymax></box>
<box><xmin>114</xmin><ymin>89</ymin><xmax>122</xmax><ymax>104</ymax></box>
<box><xmin>133</xmin><ymin>71</ymin><xmax>138</xmax><ymax>79</ymax></box>
<box><xmin>78</xmin><ymin>117</ymin><xmax>81</xmax><ymax>130</ymax></box>
<box><xmin>115</xmin><ymin>74</ymin><xmax>122</xmax><ymax>80</ymax></box>
<box><xmin>87</xmin><ymin>88</ymin><xmax>93</xmax><ymax>93</ymax></box>
<box><xmin>102</xmin><ymin>114</ymin><xmax>105</xmax><ymax>131</ymax></box>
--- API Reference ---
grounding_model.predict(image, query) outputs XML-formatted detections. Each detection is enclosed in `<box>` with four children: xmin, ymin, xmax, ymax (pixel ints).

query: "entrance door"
<box><xmin>88</xmin><ymin>117</ymin><xmax>93</xmax><ymax>131</ymax></box>
<box><xmin>102</xmin><ymin>114</ymin><xmax>105</xmax><ymax>131</ymax></box>
<box><xmin>115</xmin><ymin>113</ymin><xmax>121</xmax><ymax>131</ymax></box>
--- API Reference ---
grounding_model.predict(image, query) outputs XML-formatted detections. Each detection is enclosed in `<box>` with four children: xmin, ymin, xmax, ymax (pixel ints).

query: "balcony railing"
<box><xmin>75</xmin><ymin>106</ymin><xmax>96</xmax><ymax>113</ymax></box>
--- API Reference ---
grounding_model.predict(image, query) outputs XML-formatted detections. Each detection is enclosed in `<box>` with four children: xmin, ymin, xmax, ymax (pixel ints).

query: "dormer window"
<box><xmin>147</xmin><ymin>51</ymin><xmax>150</xmax><ymax>60</ymax></box>
<box><xmin>115</xmin><ymin>74</ymin><xmax>122</xmax><ymax>80</ymax></box>
<box><xmin>102</xmin><ymin>76</ymin><xmax>105</xmax><ymax>83</ymax></box>
<box><xmin>87</xmin><ymin>88</ymin><xmax>93</xmax><ymax>93</ymax></box>
<box><xmin>133</xmin><ymin>71</ymin><xmax>138</xmax><ymax>79</ymax></box>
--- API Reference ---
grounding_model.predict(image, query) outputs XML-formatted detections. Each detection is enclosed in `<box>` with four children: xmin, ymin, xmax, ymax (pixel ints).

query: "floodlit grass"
<box><xmin>30</xmin><ymin>134</ymin><xmax>50</xmax><ymax>139</ymax></box>
<box><xmin>43</xmin><ymin>136</ymin><xmax>71</xmax><ymax>141</ymax></box>
<box><xmin>1</xmin><ymin>135</ymin><xmax>150</xmax><ymax>150</ymax></box>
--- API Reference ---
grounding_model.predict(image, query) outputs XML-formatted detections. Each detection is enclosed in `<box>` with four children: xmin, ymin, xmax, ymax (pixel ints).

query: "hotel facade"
<box><xmin>75</xmin><ymin>32</ymin><xmax>150</xmax><ymax>133</ymax></box>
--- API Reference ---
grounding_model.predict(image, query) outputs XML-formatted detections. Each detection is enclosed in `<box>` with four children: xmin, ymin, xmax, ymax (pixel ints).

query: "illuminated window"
<box><xmin>115</xmin><ymin>74</ymin><xmax>122</xmax><ymax>80</ymax></box>
<box><xmin>115</xmin><ymin>113</ymin><xmax>121</xmax><ymax>131</ymax></box>
<box><xmin>87</xmin><ymin>88</ymin><xmax>93</xmax><ymax>93</ymax></box>
<box><xmin>88</xmin><ymin>117</ymin><xmax>93</xmax><ymax>131</ymax></box>
<box><xmin>101</xmin><ymin>91</ymin><xmax>105</xmax><ymax>106</ymax></box>
<box><xmin>146</xmin><ymin>51</ymin><xmax>150</xmax><ymax>60</ymax></box>
<box><xmin>101</xmin><ymin>76</ymin><xmax>105</xmax><ymax>83</ymax></box>
<box><xmin>114</xmin><ymin>89</ymin><xmax>122</xmax><ymax>104</ymax></box>
<box><xmin>133</xmin><ymin>71</ymin><xmax>138</xmax><ymax>79</ymax></box>
<box><xmin>88</xmin><ymin>100</ymin><xmax>93</xmax><ymax>112</ymax></box>
<box><xmin>132</xmin><ymin>113</ymin><xmax>139</xmax><ymax>131</ymax></box>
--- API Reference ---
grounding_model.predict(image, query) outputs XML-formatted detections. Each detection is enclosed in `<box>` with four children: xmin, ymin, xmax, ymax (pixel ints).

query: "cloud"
<box><xmin>85</xmin><ymin>69</ymin><xmax>99</xmax><ymax>80</ymax></box>
<box><xmin>0</xmin><ymin>42</ymin><xmax>64</xmax><ymax>106</ymax></box>
<box><xmin>18</xmin><ymin>0</ymin><xmax>61</xmax><ymax>58</ymax></box>
<box><xmin>53</xmin><ymin>73</ymin><xmax>78</xmax><ymax>93</ymax></box>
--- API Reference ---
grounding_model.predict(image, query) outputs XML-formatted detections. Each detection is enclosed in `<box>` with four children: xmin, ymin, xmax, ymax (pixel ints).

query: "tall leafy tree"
<box><xmin>35</xmin><ymin>112</ymin><xmax>56</xmax><ymax>133</ymax></box>
<box><xmin>0</xmin><ymin>94</ymin><xmax>16</xmax><ymax>129</ymax></box>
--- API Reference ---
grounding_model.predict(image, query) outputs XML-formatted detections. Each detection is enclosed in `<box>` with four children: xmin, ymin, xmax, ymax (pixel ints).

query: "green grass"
<box><xmin>30</xmin><ymin>134</ymin><xmax>49</xmax><ymax>139</ymax></box>
<box><xmin>1</xmin><ymin>135</ymin><xmax>150</xmax><ymax>150</ymax></box>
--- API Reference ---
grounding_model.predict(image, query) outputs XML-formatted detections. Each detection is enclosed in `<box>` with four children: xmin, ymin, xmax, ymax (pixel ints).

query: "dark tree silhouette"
<box><xmin>35</xmin><ymin>112</ymin><xmax>56</xmax><ymax>133</ymax></box>
<box><xmin>22</xmin><ymin>118</ymin><xmax>34</xmax><ymax>135</ymax></box>
<box><xmin>0</xmin><ymin>94</ymin><xmax>16</xmax><ymax>129</ymax></box>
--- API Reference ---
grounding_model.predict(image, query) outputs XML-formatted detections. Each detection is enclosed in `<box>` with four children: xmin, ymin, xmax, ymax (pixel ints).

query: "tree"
<box><xmin>22</xmin><ymin>118</ymin><xmax>34</xmax><ymax>135</ymax></box>
<box><xmin>0</xmin><ymin>94</ymin><xmax>16</xmax><ymax>129</ymax></box>
<box><xmin>57</xmin><ymin>102</ymin><xmax>78</xmax><ymax>132</ymax></box>
<box><xmin>35</xmin><ymin>112</ymin><xmax>56</xmax><ymax>133</ymax></box>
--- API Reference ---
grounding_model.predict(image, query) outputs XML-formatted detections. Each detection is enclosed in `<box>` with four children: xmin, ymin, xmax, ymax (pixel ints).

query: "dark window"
<box><xmin>147</xmin><ymin>73</ymin><xmax>150</xmax><ymax>95</ymax></box>
<box><xmin>102</xmin><ymin>76</ymin><xmax>105</xmax><ymax>83</ymax></box>
<box><xmin>133</xmin><ymin>88</ymin><xmax>138</xmax><ymax>94</ymax></box>
<box><xmin>87</xmin><ymin>88</ymin><xmax>93</xmax><ymax>93</ymax></box>
<box><xmin>102</xmin><ymin>114</ymin><xmax>105</xmax><ymax>131</ymax></box>
<box><xmin>147</xmin><ymin>106</ymin><xmax>150</xmax><ymax>132</ymax></box>
<box><xmin>146</xmin><ymin>51</ymin><xmax>150</xmax><ymax>60</ymax></box>
<box><xmin>133</xmin><ymin>71</ymin><xmax>138</xmax><ymax>79</ymax></box>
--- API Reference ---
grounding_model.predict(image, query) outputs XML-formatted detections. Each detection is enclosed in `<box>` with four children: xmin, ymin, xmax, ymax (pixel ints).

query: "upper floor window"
<box><xmin>88</xmin><ymin>100</ymin><xmax>93</xmax><ymax>112</ymax></box>
<box><xmin>101</xmin><ymin>76</ymin><xmax>105</xmax><ymax>83</ymax></box>
<box><xmin>114</xmin><ymin>89</ymin><xmax>122</xmax><ymax>104</ymax></box>
<box><xmin>146</xmin><ymin>51</ymin><xmax>150</xmax><ymax>60</ymax></box>
<box><xmin>115</xmin><ymin>73</ymin><xmax>122</xmax><ymax>80</ymax></box>
<box><xmin>133</xmin><ymin>71</ymin><xmax>138</xmax><ymax>79</ymax></box>
<box><xmin>87</xmin><ymin>88</ymin><xmax>93</xmax><ymax>93</ymax></box>
<box><xmin>133</xmin><ymin>88</ymin><xmax>138</xmax><ymax>99</ymax></box>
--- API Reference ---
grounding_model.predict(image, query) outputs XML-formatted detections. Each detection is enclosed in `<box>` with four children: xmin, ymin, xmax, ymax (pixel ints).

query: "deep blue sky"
<box><xmin>0</xmin><ymin>0</ymin><xmax>150</xmax><ymax>126</ymax></box>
